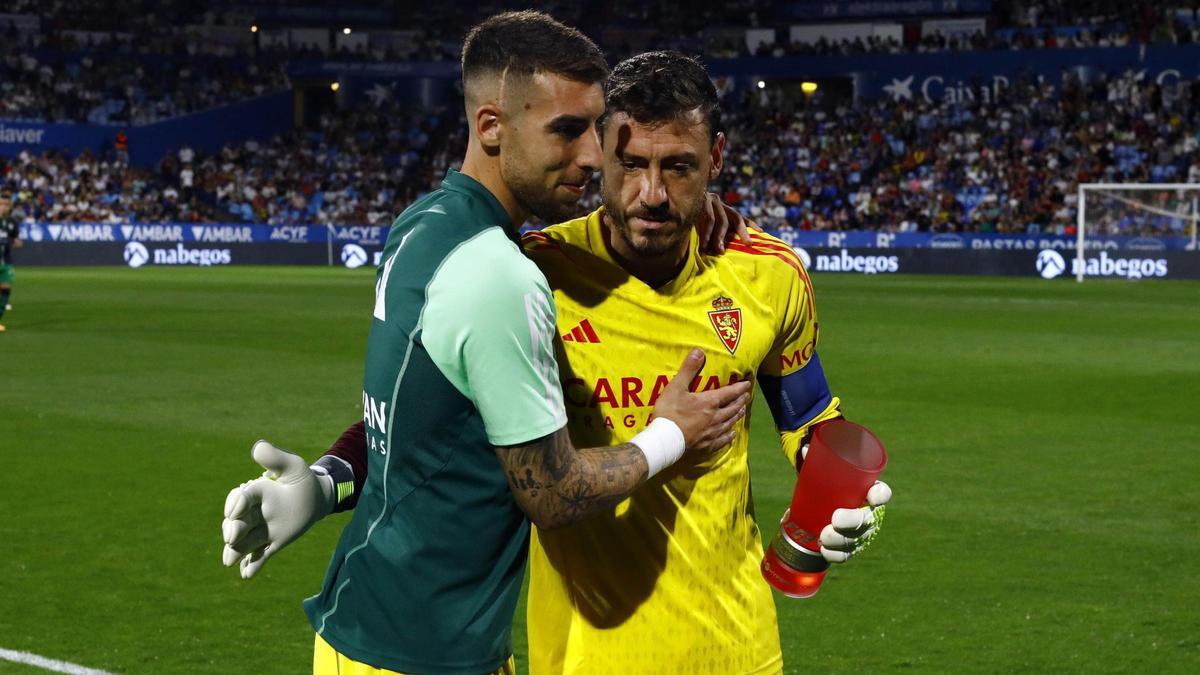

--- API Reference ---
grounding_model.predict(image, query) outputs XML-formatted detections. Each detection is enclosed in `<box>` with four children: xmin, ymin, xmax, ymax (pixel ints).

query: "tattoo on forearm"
<box><xmin>497</xmin><ymin>430</ymin><xmax>648</xmax><ymax>529</ymax></box>
<box><xmin>507</xmin><ymin>468</ymin><xmax>544</xmax><ymax>497</ymax></box>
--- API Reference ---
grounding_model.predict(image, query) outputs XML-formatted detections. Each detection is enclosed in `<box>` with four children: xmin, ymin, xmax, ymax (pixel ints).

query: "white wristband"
<box><xmin>631</xmin><ymin>418</ymin><xmax>686</xmax><ymax>479</ymax></box>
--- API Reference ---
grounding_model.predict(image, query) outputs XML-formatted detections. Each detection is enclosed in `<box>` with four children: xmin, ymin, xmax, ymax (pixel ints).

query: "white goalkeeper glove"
<box><xmin>800</xmin><ymin>443</ymin><xmax>893</xmax><ymax>564</ymax></box>
<box><xmin>819</xmin><ymin>481</ymin><xmax>891</xmax><ymax>563</ymax></box>
<box><xmin>220</xmin><ymin>440</ymin><xmax>335</xmax><ymax>579</ymax></box>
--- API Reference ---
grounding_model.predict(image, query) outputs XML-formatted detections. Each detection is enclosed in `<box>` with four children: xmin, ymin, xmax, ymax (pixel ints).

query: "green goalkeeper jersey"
<box><xmin>303</xmin><ymin>169</ymin><xmax>566</xmax><ymax>673</ymax></box>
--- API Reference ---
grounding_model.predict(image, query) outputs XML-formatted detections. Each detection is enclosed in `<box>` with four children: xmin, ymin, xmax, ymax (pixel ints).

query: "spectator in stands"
<box><xmin>2</xmin><ymin>1</ymin><xmax>1197</xmax><ymax>234</ymax></box>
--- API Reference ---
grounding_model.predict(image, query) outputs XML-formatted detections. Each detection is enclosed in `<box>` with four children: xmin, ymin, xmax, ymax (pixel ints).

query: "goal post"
<box><xmin>1076</xmin><ymin>183</ymin><xmax>1200</xmax><ymax>283</ymax></box>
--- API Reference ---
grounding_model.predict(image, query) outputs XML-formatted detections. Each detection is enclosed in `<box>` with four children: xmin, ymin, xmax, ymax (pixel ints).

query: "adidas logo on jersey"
<box><xmin>562</xmin><ymin>319</ymin><xmax>601</xmax><ymax>344</ymax></box>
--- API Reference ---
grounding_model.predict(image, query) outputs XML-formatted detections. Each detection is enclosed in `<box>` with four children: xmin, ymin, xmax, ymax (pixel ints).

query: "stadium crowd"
<box><xmin>4</xmin><ymin>0</ymin><xmax>1197</xmax><ymax>125</ymax></box>
<box><xmin>715</xmin><ymin>69</ymin><xmax>1200</xmax><ymax>236</ymax></box>
<box><xmin>0</xmin><ymin>102</ymin><xmax>463</xmax><ymax>226</ymax></box>
<box><xmin>0</xmin><ymin>48</ymin><xmax>289</xmax><ymax>125</ymax></box>
<box><xmin>5</xmin><ymin>0</ymin><xmax>1195</xmax><ymax>70</ymax></box>
<box><xmin>3</xmin><ymin>0</ymin><xmax>1199</xmax><ymax>235</ymax></box>
<box><xmin>0</xmin><ymin>21</ymin><xmax>290</xmax><ymax>125</ymax></box>
<box><xmin>3</xmin><ymin>67</ymin><xmax>1198</xmax><ymax>236</ymax></box>
<box><xmin>713</xmin><ymin>0</ymin><xmax>1197</xmax><ymax>58</ymax></box>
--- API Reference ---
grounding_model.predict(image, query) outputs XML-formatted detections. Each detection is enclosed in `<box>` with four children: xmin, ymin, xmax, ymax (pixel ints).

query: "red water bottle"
<box><xmin>761</xmin><ymin>419</ymin><xmax>887</xmax><ymax>598</ymax></box>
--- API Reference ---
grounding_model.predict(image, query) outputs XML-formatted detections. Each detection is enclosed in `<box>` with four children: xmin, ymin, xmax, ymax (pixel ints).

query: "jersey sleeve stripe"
<box><xmin>751</xmin><ymin>238</ymin><xmax>807</xmax><ymax>272</ymax></box>
<box><xmin>747</xmin><ymin>233</ymin><xmax>794</xmax><ymax>251</ymax></box>
<box><xmin>725</xmin><ymin>241</ymin><xmax>804</xmax><ymax>274</ymax></box>
<box><xmin>741</xmin><ymin>232</ymin><xmax>797</xmax><ymax>252</ymax></box>
<box><xmin>759</xmin><ymin>239</ymin><xmax>816</xmax><ymax>316</ymax></box>
<box><xmin>743</xmin><ymin>234</ymin><xmax>816</xmax><ymax>308</ymax></box>
<box><xmin>521</xmin><ymin>231</ymin><xmax>566</xmax><ymax>256</ymax></box>
<box><xmin>726</xmin><ymin>241</ymin><xmax>815</xmax><ymax>320</ymax></box>
<box><xmin>748</xmin><ymin>234</ymin><xmax>804</xmax><ymax>259</ymax></box>
<box><xmin>521</xmin><ymin>231</ymin><xmax>552</xmax><ymax>246</ymax></box>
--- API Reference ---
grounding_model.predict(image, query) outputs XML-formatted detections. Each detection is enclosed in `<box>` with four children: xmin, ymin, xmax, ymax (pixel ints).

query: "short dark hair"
<box><xmin>461</xmin><ymin>11</ymin><xmax>608</xmax><ymax>85</ymax></box>
<box><xmin>603</xmin><ymin>51</ymin><xmax>722</xmax><ymax>143</ymax></box>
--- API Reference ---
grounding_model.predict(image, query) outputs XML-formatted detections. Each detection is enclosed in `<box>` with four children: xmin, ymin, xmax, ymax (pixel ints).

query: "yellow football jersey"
<box><xmin>521</xmin><ymin>208</ymin><xmax>842</xmax><ymax>675</ymax></box>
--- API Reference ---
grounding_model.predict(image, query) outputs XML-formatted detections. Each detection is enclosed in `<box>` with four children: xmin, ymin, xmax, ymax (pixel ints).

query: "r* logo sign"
<box><xmin>341</xmin><ymin>244</ymin><xmax>369</xmax><ymax>269</ymax></box>
<box><xmin>1036</xmin><ymin>250</ymin><xmax>1066</xmax><ymax>279</ymax></box>
<box><xmin>124</xmin><ymin>241</ymin><xmax>150</xmax><ymax>268</ymax></box>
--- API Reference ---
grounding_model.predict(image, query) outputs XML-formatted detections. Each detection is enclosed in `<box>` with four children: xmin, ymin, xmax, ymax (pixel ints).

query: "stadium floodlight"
<box><xmin>250</xmin><ymin>24</ymin><xmax>258</xmax><ymax>33</ymax></box>
<box><xmin>343</xmin><ymin>27</ymin><xmax>352</xmax><ymax>35</ymax></box>
<box><xmin>1076</xmin><ymin>183</ymin><xmax>1199</xmax><ymax>282</ymax></box>
<box><xmin>757</xmin><ymin>80</ymin><xmax>766</xmax><ymax>89</ymax></box>
<box><xmin>330</xmin><ymin>82</ymin><xmax>340</xmax><ymax>92</ymax></box>
<box><xmin>801</xmin><ymin>81</ymin><xmax>818</xmax><ymax>94</ymax></box>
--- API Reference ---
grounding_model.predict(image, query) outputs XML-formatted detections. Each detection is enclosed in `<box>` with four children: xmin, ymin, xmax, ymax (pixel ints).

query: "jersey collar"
<box><xmin>586</xmin><ymin>207</ymin><xmax>701</xmax><ymax>294</ymax></box>
<box><xmin>441</xmin><ymin>169</ymin><xmax>516</xmax><ymax>240</ymax></box>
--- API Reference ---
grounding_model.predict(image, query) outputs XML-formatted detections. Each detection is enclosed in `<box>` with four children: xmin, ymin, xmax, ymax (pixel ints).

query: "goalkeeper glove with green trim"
<box><xmin>220</xmin><ymin>440</ymin><xmax>336</xmax><ymax>579</ymax></box>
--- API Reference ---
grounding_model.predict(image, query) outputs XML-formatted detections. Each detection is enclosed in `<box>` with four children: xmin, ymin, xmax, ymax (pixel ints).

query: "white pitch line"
<box><xmin>0</xmin><ymin>647</ymin><xmax>113</xmax><ymax>675</ymax></box>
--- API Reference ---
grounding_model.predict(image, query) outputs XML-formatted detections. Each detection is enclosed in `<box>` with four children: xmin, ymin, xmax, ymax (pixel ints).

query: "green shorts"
<box><xmin>0</xmin><ymin>264</ymin><xmax>12</xmax><ymax>285</ymax></box>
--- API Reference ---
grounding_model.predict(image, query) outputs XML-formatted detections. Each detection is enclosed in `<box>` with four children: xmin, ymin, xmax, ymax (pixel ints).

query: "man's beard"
<box><xmin>610</xmin><ymin>212</ymin><xmax>682</xmax><ymax>257</ymax></box>
<box><xmin>502</xmin><ymin>154</ymin><xmax>580</xmax><ymax>224</ymax></box>
<box><xmin>605</xmin><ymin>194</ymin><xmax>701</xmax><ymax>259</ymax></box>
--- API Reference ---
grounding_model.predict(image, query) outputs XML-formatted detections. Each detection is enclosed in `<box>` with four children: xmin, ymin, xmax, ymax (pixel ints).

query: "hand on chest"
<box><xmin>553</xmin><ymin>291</ymin><xmax>769</xmax><ymax>421</ymax></box>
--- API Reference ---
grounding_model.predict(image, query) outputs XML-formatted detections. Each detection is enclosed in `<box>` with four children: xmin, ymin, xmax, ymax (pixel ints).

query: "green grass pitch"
<box><xmin>2</xmin><ymin>267</ymin><xmax>1198</xmax><ymax>673</ymax></box>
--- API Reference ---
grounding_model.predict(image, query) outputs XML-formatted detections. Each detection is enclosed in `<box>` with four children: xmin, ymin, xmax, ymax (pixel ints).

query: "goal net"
<box><xmin>1076</xmin><ymin>184</ymin><xmax>1199</xmax><ymax>282</ymax></box>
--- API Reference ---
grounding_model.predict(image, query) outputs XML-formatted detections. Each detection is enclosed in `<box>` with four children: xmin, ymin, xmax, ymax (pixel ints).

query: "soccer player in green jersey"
<box><xmin>220</xmin><ymin>12</ymin><xmax>751</xmax><ymax>674</ymax></box>
<box><xmin>0</xmin><ymin>193</ymin><xmax>19</xmax><ymax>332</ymax></box>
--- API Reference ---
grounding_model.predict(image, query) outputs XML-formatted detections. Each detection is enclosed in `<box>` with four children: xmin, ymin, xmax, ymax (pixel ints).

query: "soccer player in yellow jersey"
<box><xmin>223</xmin><ymin>50</ymin><xmax>891</xmax><ymax>674</ymax></box>
<box><xmin>516</xmin><ymin>53</ymin><xmax>890</xmax><ymax>674</ymax></box>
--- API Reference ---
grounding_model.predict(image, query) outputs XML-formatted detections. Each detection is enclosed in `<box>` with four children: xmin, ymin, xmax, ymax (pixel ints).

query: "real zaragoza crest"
<box><xmin>707</xmin><ymin>296</ymin><xmax>742</xmax><ymax>355</ymax></box>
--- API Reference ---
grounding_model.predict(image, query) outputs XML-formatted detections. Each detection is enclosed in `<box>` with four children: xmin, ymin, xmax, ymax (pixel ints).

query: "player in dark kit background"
<box><xmin>0</xmin><ymin>193</ymin><xmax>20</xmax><ymax>333</ymax></box>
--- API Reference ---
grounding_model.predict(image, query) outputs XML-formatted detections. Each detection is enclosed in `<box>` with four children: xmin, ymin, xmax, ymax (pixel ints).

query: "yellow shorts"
<box><xmin>313</xmin><ymin>634</ymin><xmax>516</xmax><ymax>675</ymax></box>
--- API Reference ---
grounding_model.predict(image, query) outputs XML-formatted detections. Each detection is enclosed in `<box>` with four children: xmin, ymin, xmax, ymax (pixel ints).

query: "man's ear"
<box><xmin>709</xmin><ymin>131</ymin><xmax>726</xmax><ymax>180</ymax></box>
<box><xmin>475</xmin><ymin>103</ymin><xmax>503</xmax><ymax>153</ymax></box>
